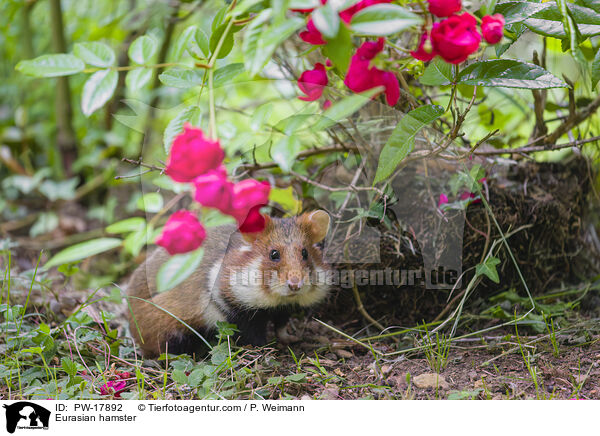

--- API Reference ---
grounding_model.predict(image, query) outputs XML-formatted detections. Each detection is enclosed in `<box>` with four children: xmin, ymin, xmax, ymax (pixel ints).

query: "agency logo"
<box><xmin>2</xmin><ymin>402</ymin><xmax>50</xmax><ymax>434</ymax></box>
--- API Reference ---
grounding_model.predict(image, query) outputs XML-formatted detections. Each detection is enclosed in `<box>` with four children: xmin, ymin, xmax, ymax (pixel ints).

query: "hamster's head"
<box><xmin>228</xmin><ymin>210</ymin><xmax>332</xmax><ymax>309</ymax></box>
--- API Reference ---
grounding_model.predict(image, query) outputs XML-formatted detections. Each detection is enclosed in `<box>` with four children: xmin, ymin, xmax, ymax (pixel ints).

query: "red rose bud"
<box><xmin>299</xmin><ymin>18</ymin><xmax>326</xmax><ymax>45</ymax></box>
<box><xmin>322</xmin><ymin>99</ymin><xmax>332</xmax><ymax>109</ymax></box>
<box><xmin>411</xmin><ymin>31</ymin><xmax>436</xmax><ymax>62</ymax></box>
<box><xmin>298</xmin><ymin>63</ymin><xmax>328</xmax><ymax>101</ymax></box>
<box><xmin>431</xmin><ymin>13</ymin><xmax>481</xmax><ymax>64</ymax></box>
<box><xmin>165</xmin><ymin>124</ymin><xmax>225</xmax><ymax>183</ymax></box>
<box><xmin>238</xmin><ymin>205</ymin><xmax>267</xmax><ymax>233</ymax></box>
<box><xmin>481</xmin><ymin>14</ymin><xmax>505</xmax><ymax>44</ymax></box>
<box><xmin>339</xmin><ymin>0</ymin><xmax>392</xmax><ymax>23</ymax></box>
<box><xmin>193</xmin><ymin>167</ymin><xmax>234</xmax><ymax>214</ymax></box>
<box><xmin>428</xmin><ymin>0</ymin><xmax>461</xmax><ymax>17</ymax></box>
<box><xmin>344</xmin><ymin>38</ymin><xmax>400</xmax><ymax>106</ymax></box>
<box><xmin>229</xmin><ymin>179</ymin><xmax>271</xmax><ymax>225</ymax></box>
<box><xmin>156</xmin><ymin>210</ymin><xmax>206</xmax><ymax>255</ymax></box>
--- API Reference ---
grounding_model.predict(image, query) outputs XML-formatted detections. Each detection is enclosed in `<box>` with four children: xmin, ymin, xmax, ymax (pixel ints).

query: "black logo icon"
<box><xmin>2</xmin><ymin>402</ymin><xmax>50</xmax><ymax>434</ymax></box>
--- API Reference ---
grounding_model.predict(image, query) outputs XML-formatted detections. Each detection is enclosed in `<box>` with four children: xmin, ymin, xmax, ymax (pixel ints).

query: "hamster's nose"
<box><xmin>287</xmin><ymin>271</ymin><xmax>304</xmax><ymax>292</ymax></box>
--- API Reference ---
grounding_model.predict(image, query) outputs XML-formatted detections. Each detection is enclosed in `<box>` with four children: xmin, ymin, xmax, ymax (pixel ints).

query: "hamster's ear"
<box><xmin>241</xmin><ymin>215</ymin><xmax>271</xmax><ymax>244</ymax></box>
<box><xmin>304</xmin><ymin>210</ymin><xmax>330</xmax><ymax>243</ymax></box>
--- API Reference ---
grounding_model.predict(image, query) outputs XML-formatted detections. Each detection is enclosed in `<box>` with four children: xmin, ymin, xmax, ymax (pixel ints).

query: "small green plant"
<box><xmin>544</xmin><ymin>314</ymin><xmax>560</xmax><ymax>358</ymax></box>
<box><xmin>419</xmin><ymin>324</ymin><xmax>450</xmax><ymax>373</ymax></box>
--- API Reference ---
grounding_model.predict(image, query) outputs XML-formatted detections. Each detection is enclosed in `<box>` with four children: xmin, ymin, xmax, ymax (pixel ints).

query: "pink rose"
<box><xmin>238</xmin><ymin>205</ymin><xmax>267</xmax><ymax>233</ymax></box>
<box><xmin>438</xmin><ymin>193</ymin><xmax>448</xmax><ymax>207</ymax></box>
<box><xmin>344</xmin><ymin>38</ymin><xmax>400</xmax><ymax>106</ymax></box>
<box><xmin>411</xmin><ymin>31</ymin><xmax>436</xmax><ymax>62</ymax></box>
<box><xmin>431</xmin><ymin>13</ymin><xmax>481</xmax><ymax>64</ymax></box>
<box><xmin>428</xmin><ymin>0</ymin><xmax>461</xmax><ymax>17</ymax></box>
<box><xmin>481</xmin><ymin>14</ymin><xmax>505</xmax><ymax>44</ymax></box>
<box><xmin>193</xmin><ymin>167</ymin><xmax>234</xmax><ymax>213</ymax></box>
<box><xmin>298</xmin><ymin>63</ymin><xmax>328</xmax><ymax>101</ymax></box>
<box><xmin>156</xmin><ymin>210</ymin><xmax>206</xmax><ymax>255</ymax></box>
<box><xmin>165</xmin><ymin>125</ymin><xmax>225</xmax><ymax>183</ymax></box>
<box><xmin>299</xmin><ymin>18</ymin><xmax>326</xmax><ymax>45</ymax></box>
<box><xmin>228</xmin><ymin>179</ymin><xmax>271</xmax><ymax>231</ymax></box>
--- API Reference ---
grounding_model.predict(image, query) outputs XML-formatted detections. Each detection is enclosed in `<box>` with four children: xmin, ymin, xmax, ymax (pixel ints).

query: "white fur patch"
<box><xmin>208</xmin><ymin>260</ymin><xmax>229</xmax><ymax>314</ymax></box>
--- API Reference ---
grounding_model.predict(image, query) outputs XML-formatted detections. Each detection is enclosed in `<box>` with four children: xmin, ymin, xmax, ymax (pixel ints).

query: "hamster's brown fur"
<box><xmin>127</xmin><ymin>210</ymin><xmax>331</xmax><ymax>357</ymax></box>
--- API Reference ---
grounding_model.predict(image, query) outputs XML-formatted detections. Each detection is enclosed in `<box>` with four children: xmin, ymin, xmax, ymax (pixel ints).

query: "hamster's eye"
<box><xmin>302</xmin><ymin>248</ymin><xmax>308</xmax><ymax>261</ymax></box>
<box><xmin>269</xmin><ymin>249</ymin><xmax>281</xmax><ymax>261</ymax></box>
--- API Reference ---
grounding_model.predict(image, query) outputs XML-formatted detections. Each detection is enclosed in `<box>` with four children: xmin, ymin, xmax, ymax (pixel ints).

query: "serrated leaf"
<box><xmin>159</xmin><ymin>68</ymin><xmax>205</xmax><ymax>88</ymax></box>
<box><xmin>156</xmin><ymin>248</ymin><xmax>204</xmax><ymax>293</ymax></box>
<box><xmin>195</xmin><ymin>28</ymin><xmax>210</xmax><ymax>57</ymax></box>
<box><xmin>73</xmin><ymin>42</ymin><xmax>115</xmax><ymax>67</ymax></box>
<box><xmin>81</xmin><ymin>69</ymin><xmax>118</xmax><ymax>116</ymax></box>
<box><xmin>172</xmin><ymin>25</ymin><xmax>198</xmax><ymax>60</ymax></box>
<box><xmin>457</xmin><ymin>60</ymin><xmax>568</xmax><ymax>89</ymax></box>
<box><xmin>61</xmin><ymin>357</ymin><xmax>78</xmax><ymax>377</ymax></box>
<box><xmin>419</xmin><ymin>58</ymin><xmax>454</xmax><ymax>86</ymax></box>
<box><xmin>476</xmin><ymin>256</ymin><xmax>501</xmax><ymax>283</ymax></box>
<box><xmin>213</xmin><ymin>63</ymin><xmax>245</xmax><ymax>87</ymax></box>
<box><xmin>125</xmin><ymin>67</ymin><xmax>152</xmax><ymax>91</ymax></box>
<box><xmin>106</xmin><ymin>217</ymin><xmax>146</xmax><ymax>234</ymax></box>
<box><xmin>312</xmin><ymin>87</ymin><xmax>381</xmax><ymax>131</ymax></box>
<box><xmin>44</xmin><ymin>238</ymin><xmax>122</xmax><ymax>269</ymax></box>
<box><xmin>163</xmin><ymin>106</ymin><xmax>202</xmax><ymax>153</ymax></box>
<box><xmin>373</xmin><ymin>104</ymin><xmax>444</xmax><ymax>184</ymax></box>
<box><xmin>494</xmin><ymin>1</ymin><xmax>552</xmax><ymax>25</ymax></box>
<box><xmin>16</xmin><ymin>54</ymin><xmax>85</xmax><ymax>77</ymax></box>
<box><xmin>128</xmin><ymin>35</ymin><xmax>157</xmax><ymax>64</ymax></box>
<box><xmin>350</xmin><ymin>4</ymin><xmax>422</xmax><ymax>36</ymax></box>
<box><xmin>313</xmin><ymin>3</ymin><xmax>340</xmax><ymax>38</ymax></box>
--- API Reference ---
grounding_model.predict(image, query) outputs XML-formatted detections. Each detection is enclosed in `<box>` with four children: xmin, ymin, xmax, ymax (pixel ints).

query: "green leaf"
<box><xmin>73</xmin><ymin>42</ymin><xmax>115</xmax><ymax>67</ymax></box>
<box><xmin>247</xmin><ymin>16</ymin><xmax>304</xmax><ymax>76</ymax></box>
<box><xmin>289</xmin><ymin>0</ymin><xmax>320</xmax><ymax>9</ymax></box>
<box><xmin>81</xmin><ymin>69</ymin><xmax>118</xmax><ymax>116</ymax></box>
<box><xmin>231</xmin><ymin>0</ymin><xmax>265</xmax><ymax>17</ymax></box>
<box><xmin>312</xmin><ymin>87</ymin><xmax>383</xmax><ymax>131</ymax></box>
<box><xmin>350</xmin><ymin>4</ymin><xmax>422</xmax><ymax>36</ymax></box>
<box><xmin>172</xmin><ymin>25</ymin><xmax>198</xmax><ymax>60</ymax></box>
<box><xmin>476</xmin><ymin>256</ymin><xmax>501</xmax><ymax>284</ymax></box>
<box><xmin>272</xmin><ymin>135</ymin><xmax>301</xmax><ymax>172</ymax></box>
<box><xmin>457</xmin><ymin>60</ymin><xmax>568</xmax><ymax>89</ymax></box>
<box><xmin>494</xmin><ymin>1</ymin><xmax>552</xmax><ymax>25</ymax></box>
<box><xmin>15</xmin><ymin>54</ymin><xmax>85</xmax><ymax>77</ymax></box>
<box><xmin>592</xmin><ymin>46</ymin><xmax>600</xmax><ymax>89</ymax></box>
<box><xmin>373</xmin><ymin>105</ymin><xmax>444</xmax><ymax>184</ymax></box>
<box><xmin>44</xmin><ymin>238</ymin><xmax>122</xmax><ymax>269</ymax></box>
<box><xmin>323</xmin><ymin>24</ymin><xmax>352</xmax><ymax>73</ymax></box>
<box><xmin>61</xmin><ymin>357</ymin><xmax>78</xmax><ymax>377</ymax></box>
<box><xmin>242</xmin><ymin>9</ymin><xmax>273</xmax><ymax>73</ymax></box>
<box><xmin>159</xmin><ymin>68</ymin><xmax>205</xmax><ymax>88</ymax></box>
<box><xmin>137</xmin><ymin>192</ymin><xmax>164</xmax><ymax>213</ymax></box>
<box><xmin>30</xmin><ymin>212</ymin><xmax>59</xmax><ymax>238</ymax></box>
<box><xmin>163</xmin><ymin>106</ymin><xmax>202</xmax><ymax>153</ymax></box>
<box><xmin>128</xmin><ymin>35</ymin><xmax>158</xmax><ymax>64</ymax></box>
<box><xmin>125</xmin><ymin>67</ymin><xmax>152</xmax><ymax>91</ymax></box>
<box><xmin>312</xmin><ymin>3</ymin><xmax>340</xmax><ymax>38</ymax></box>
<box><xmin>213</xmin><ymin>63</ymin><xmax>245</xmax><ymax>87</ymax></box>
<box><xmin>524</xmin><ymin>3</ymin><xmax>600</xmax><ymax>39</ymax></box>
<box><xmin>419</xmin><ymin>58</ymin><xmax>454</xmax><ymax>86</ymax></box>
<box><xmin>250</xmin><ymin>103</ymin><xmax>273</xmax><ymax>131</ymax></box>
<box><xmin>209</xmin><ymin>24</ymin><xmax>235</xmax><ymax>59</ymax></box>
<box><xmin>156</xmin><ymin>248</ymin><xmax>204</xmax><ymax>293</ymax></box>
<box><xmin>106</xmin><ymin>217</ymin><xmax>146</xmax><ymax>234</ymax></box>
